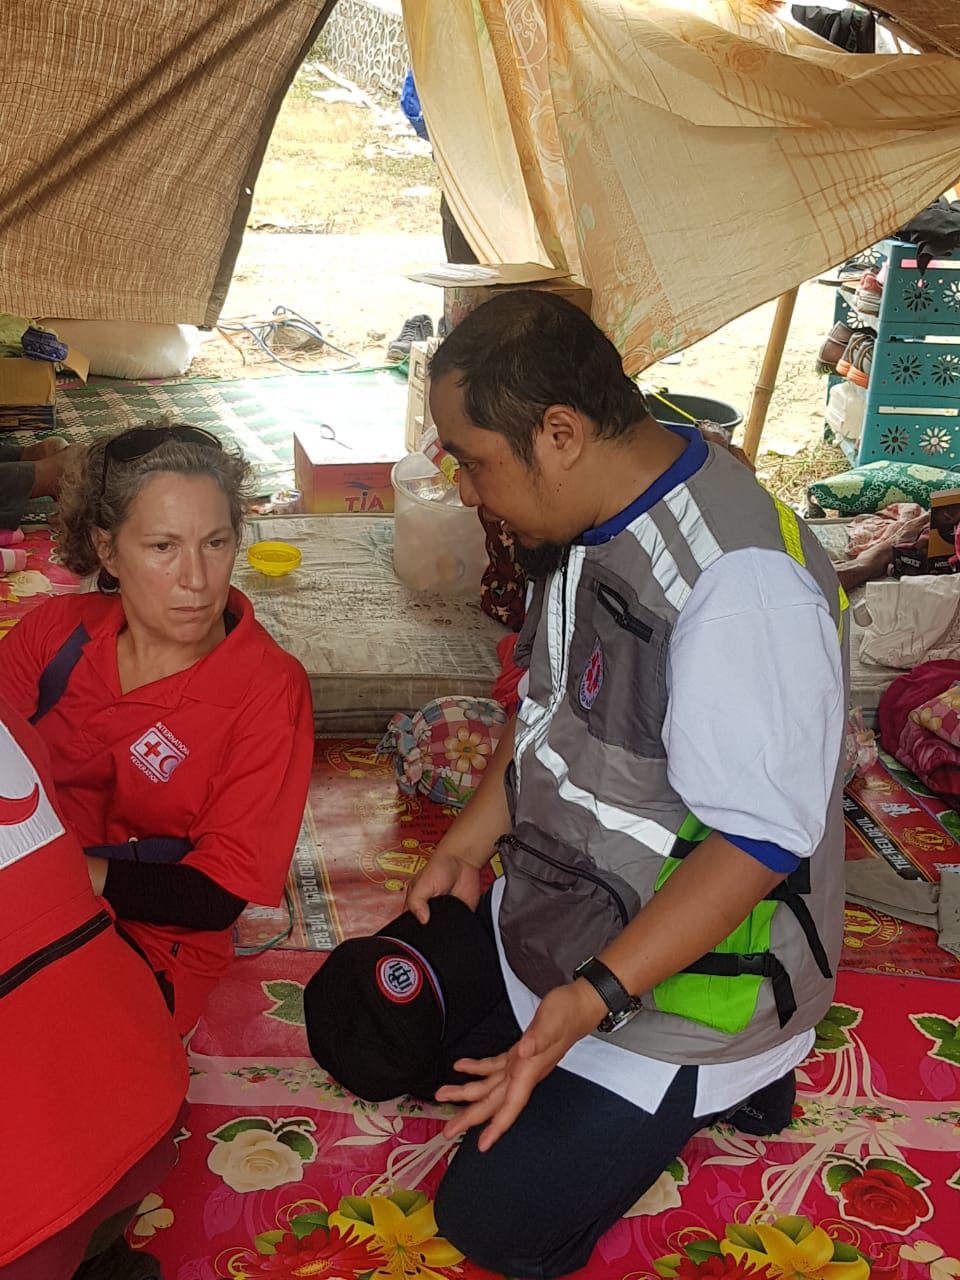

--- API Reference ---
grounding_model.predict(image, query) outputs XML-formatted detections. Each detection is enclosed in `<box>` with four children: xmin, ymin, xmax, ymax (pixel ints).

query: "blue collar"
<box><xmin>580</xmin><ymin>424</ymin><xmax>708</xmax><ymax>547</ymax></box>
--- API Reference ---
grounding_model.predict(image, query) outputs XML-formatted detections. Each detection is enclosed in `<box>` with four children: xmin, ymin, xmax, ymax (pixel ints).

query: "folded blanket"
<box><xmin>845</xmin><ymin>857</ymin><xmax>960</xmax><ymax>959</ymax></box>
<box><xmin>910</xmin><ymin>683</ymin><xmax>960</xmax><ymax>750</ymax></box>
<box><xmin>879</xmin><ymin>661</ymin><xmax>960</xmax><ymax>796</ymax></box>
<box><xmin>859</xmin><ymin>576</ymin><xmax>960</xmax><ymax>669</ymax></box>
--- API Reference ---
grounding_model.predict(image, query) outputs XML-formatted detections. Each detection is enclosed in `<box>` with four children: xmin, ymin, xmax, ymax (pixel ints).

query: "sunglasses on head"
<box><xmin>100</xmin><ymin>424</ymin><xmax>222</xmax><ymax>498</ymax></box>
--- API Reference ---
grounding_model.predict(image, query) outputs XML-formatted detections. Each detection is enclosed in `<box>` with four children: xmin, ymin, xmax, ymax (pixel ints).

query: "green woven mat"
<box><xmin>55</xmin><ymin>368</ymin><xmax>408</xmax><ymax>494</ymax></box>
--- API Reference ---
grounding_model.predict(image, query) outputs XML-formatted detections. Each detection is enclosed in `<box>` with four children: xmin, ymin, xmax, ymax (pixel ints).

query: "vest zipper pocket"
<box><xmin>596</xmin><ymin>582</ymin><xmax>653</xmax><ymax>641</ymax></box>
<box><xmin>498</xmin><ymin>833</ymin><xmax>630</xmax><ymax>927</ymax></box>
<box><xmin>0</xmin><ymin>909</ymin><xmax>112</xmax><ymax>1000</ymax></box>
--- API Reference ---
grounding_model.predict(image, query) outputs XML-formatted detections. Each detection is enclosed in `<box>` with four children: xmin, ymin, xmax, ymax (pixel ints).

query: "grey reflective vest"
<box><xmin>503</xmin><ymin>443</ymin><xmax>850</xmax><ymax>1065</ymax></box>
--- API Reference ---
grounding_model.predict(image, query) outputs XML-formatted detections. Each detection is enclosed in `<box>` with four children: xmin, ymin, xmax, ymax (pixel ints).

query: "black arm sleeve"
<box><xmin>102</xmin><ymin>860</ymin><xmax>248</xmax><ymax>931</ymax></box>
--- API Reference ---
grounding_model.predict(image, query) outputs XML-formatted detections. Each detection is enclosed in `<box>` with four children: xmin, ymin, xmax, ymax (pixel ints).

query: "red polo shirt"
<box><xmin>0</xmin><ymin>587</ymin><xmax>314</xmax><ymax>1032</ymax></box>
<box><xmin>0</xmin><ymin>696</ymin><xmax>187</xmax><ymax>1266</ymax></box>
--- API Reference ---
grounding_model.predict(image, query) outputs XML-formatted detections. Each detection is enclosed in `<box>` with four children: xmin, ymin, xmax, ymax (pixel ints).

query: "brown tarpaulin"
<box><xmin>0</xmin><ymin>0</ymin><xmax>334</xmax><ymax>326</ymax></box>
<box><xmin>875</xmin><ymin>1</ymin><xmax>960</xmax><ymax>57</ymax></box>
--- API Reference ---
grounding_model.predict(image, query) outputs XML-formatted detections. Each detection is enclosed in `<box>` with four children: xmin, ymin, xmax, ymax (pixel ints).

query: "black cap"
<box><xmin>303</xmin><ymin>896</ymin><xmax>503</xmax><ymax>1102</ymax></box>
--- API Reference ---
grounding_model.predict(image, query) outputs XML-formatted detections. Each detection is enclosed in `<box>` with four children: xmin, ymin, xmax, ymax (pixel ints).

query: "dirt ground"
<box><xmin>192</xmin><ymin>60</ymin><xmax>848</xmax><ymax>496</ymax></box>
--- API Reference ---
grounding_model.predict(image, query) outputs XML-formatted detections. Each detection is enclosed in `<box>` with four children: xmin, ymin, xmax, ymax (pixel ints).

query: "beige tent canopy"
<box><xmin>2</xmin><ymin>0</ymin><xmax>960</xmax><ymax>389</ymax></box>
<box><xmin>736</xmin><ymin>0</ymin><xmax>960</xmax><ymax>455</ymax></box>
<box><xmin>404</xmin><ymin>0</ymin><xmax>960</xmax><ymax>455</ymax></box>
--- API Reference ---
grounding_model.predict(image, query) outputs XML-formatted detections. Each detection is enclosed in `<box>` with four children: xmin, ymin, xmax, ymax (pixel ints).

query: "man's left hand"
<box><xmin>436</xmin><ymin>978</ymin><xmax>605</xmax><ymax>1151</ymax></box>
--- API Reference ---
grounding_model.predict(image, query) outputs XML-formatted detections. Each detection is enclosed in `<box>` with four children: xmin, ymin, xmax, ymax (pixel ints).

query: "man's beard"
<box><xmin>513</xmin><ymin>539</ymin><xmax>570</xmax><ymax>580</ymax></box>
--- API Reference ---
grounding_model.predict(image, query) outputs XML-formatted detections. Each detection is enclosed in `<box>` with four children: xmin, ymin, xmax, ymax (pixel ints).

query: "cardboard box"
<box><xmin>405</xmin><ymin>337</ymin><xmax>437</xmax><ymax>453</ymax></box>
<box><xmin>294</xmin><ymin>418</ymin><xmax>405</xmax><ymax>515</ymax></box>
<box><xmin>927</xmin><ymin>488</ymin><xmax>960</xmax><ymax>572</ymax></box>
<box><xmin>0</xmin><ymin>346</ymin><xmax>89</xmax><ymax>430</ymax></box>
<box><xmin>408</xmin><ymin>263</ymin><xmax>592</xmax><ymax>333</ymax></box>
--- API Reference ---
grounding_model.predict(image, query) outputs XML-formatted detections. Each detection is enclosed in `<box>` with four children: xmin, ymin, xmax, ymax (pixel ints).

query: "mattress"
<box><xmin>234</xmin><ymin>514</ymin><xmax>905</xmax><ymax>737</ymax></box>
<box><xmin>235</xmin><ymin>515</ymin><xmax>505</xmax><ymax>734</ymax></box>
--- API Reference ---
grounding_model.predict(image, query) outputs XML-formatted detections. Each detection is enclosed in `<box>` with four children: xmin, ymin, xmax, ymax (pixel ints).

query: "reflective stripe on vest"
<box><xmin>777</xmin><ymin>498</ymin><xmax>848</xmax><ymax>640</ymax></box>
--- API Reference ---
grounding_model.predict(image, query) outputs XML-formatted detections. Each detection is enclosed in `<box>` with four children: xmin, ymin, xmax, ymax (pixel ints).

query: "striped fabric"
<box><xmin>0</xmin><ymin>1</ymin><xmax>333</xmax><ymax>325</ymax></box>
<box><xmin>407</xmin><ymin>0</ymin><xmax>960</xmax><ymax>373</ymax></box>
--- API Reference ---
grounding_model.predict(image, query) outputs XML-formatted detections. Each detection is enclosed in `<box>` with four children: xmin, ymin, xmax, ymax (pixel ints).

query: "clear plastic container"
<box><xmin>391</xmin><ymin>452</ymin><xmax>488</xmax><ymax>594</ymax></box>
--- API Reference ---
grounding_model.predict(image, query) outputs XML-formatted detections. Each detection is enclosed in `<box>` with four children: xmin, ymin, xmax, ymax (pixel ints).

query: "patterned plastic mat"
<box><xmin>53</xmin><ymin>368</ymin><xmax>407</xmax><ymax>495</ymax></box>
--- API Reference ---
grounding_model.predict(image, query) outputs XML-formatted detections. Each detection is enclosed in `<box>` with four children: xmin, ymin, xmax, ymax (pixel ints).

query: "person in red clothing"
<box><xmin>0</xmin><ymin>422</ymin><xmax>315</xmax><ymax>1034</ymax></box>
<box><xmin>0</xmin><ymin>693</ymin><xmax>188</xmax><ymax>1280</ymax></box>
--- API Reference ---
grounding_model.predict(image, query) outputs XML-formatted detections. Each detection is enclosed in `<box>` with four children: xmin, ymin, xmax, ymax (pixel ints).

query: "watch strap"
<box><xmin>574</xmin><ymin>957</ymin><xmax>642</xmax><ymax>1033</ymax></box>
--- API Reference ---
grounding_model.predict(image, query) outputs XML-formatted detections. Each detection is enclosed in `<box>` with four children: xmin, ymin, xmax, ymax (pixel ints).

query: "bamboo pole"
<box><xmin>741</xmin><ymin>286</ymin><xmax>800</xmax><ymax>464</ymax></box>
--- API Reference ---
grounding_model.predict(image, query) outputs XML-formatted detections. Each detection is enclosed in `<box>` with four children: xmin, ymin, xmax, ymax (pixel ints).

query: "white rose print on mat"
<box><xmin>206</xmin><ymin>1116</ymin><xmax>317</xmax><ymax>1193</ymax></box>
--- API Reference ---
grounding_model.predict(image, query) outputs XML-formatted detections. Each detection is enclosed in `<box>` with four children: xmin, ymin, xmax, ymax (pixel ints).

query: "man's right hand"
<box><xmin>404</xmin><ymin>715</ymin><xmax>516</xmax><ymax>924</ymax></box>
<box><xmin>405</xmin><ymin>850</ymin><xmax>482</xmax><ymax>924</ymax></box>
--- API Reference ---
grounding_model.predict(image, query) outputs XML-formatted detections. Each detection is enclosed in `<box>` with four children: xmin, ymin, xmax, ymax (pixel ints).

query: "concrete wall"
<box><xmin>321</xmin><ymin>0</ymin><xmax>408</xmax><ymax>96</ymax></box>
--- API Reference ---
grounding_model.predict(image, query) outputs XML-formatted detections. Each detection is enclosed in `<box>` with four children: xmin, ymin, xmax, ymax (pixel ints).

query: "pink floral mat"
<box><xmin>139</xmin><ymin>743</ymin><xmax>960</xmax><ymax>1279</ymax></box>
<box><xmin>0</xmin><ymin>526</ymin><xmax>82</xmax><ymax>634</ymax></box>
<box><xmin>144</xmin><ymin>957</ymin><xmax>960</xmax><ymax>1279</ymax></box>
<box><xmin>233</xmin><ymin>742</ymin><xmax>479</xmax><ymax>954</ymax></box>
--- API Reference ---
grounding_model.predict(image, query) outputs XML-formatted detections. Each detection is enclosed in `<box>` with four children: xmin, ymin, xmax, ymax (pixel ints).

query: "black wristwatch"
<box><xmin>574</xmin><ymin>957</ymin><xmax>643</xmax><ymax>1033</ymax></box>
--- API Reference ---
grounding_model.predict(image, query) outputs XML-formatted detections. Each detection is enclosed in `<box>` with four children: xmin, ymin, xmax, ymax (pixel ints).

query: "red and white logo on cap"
<box><xmin>376</xmin><ymin>954</ymin><xmax>423</xmax><ymax>1004</ymax></box>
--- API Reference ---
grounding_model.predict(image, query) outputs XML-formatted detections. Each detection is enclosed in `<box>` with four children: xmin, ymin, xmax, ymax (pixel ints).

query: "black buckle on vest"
<box><xmin>682</xmin><ymin>951</ymin><xmax>799</xmax><ymax>1029</ymax></box>
<box><xmin>732</xmin><ymin>953</ymin><xmax>768</xmax><ymax>977</ymax></box>
<box><xmin>670</xmin><ymin>850</ymin><xmax>832</xmax><ymax>981</ymax></box>
<box><xmin>665</xmin><ymin>837</ymin><xmax>832</xmax><ymax>1027</ymax></box>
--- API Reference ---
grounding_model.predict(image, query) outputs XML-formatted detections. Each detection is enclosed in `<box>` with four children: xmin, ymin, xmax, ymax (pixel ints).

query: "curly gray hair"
<box><xmin>56</xmin><ymin>420</ymin><xmax>253</xmax><ymax>590</ymax></box>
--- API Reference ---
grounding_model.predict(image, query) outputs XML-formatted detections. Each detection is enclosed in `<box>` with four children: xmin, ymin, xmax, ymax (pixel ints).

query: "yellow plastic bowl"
<box><xmin>247</xmin><ymin>540</ymin><xmax>302</xmax><ymax>577</ymax></box>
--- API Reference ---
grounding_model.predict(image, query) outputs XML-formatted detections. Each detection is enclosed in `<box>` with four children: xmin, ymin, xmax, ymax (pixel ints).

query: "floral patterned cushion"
<box><xmin>909</xmin><ymin>682</ymin><xmax>960</xmax><ymax>750</ymax></box>
<box><xmin>807</xmin><ymin>461</ymin><xmax>958</xmax><ymax>516</ymax></box>
<box><xmin>377</xmin><ymin>695</ymin><xmax>508</xmax><ymax>809</ymax></box>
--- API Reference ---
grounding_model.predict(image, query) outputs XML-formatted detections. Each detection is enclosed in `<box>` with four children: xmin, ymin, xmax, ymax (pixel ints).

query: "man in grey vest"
<box><xmin>309</xmin><ymin>289</ymin><xmax>848</xmax><ymax>1278</ymax></box>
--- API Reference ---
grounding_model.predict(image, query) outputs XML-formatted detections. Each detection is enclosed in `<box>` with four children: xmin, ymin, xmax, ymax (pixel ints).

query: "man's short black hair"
<box><xmin>429</xmin><ymin>289</ymin><xmax>650</xmax><ymax>463</ymax></box>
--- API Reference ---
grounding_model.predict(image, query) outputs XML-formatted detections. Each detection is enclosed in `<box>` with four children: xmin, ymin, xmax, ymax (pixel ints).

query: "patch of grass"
<box><xmin>250</xmin><ymin>72</ymin><xmax>440</xmax><ymax>235</ymax></box>
<box><xmin>284</xmin><ymin>63</ymin><xmax>332</xmax><ymax>101</ymax></box>
<box><xmin>755</xmin><ymin>438</ymin><xmax>849</xmax><ymax>508</ymax></box>
<box><xmin>347</xmin><ymin>148</ymin><xmax>436</xmax><ymax>183</ymax></box>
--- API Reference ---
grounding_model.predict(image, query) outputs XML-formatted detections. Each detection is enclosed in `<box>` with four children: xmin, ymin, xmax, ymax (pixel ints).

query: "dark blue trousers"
<box><xmin>436</xmin><ymin>993</ymin><xmax>717</xmax><ymax>1278</ymax></box>
<box><xmin>393</xmin><ymin>894</ymin><xmax>793</xmax><ymax>1278</ymax></box>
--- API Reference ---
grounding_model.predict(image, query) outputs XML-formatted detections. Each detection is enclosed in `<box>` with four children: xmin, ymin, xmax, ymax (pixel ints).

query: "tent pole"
<box><xmin>741</xmin><ymin>286</ymin><xmax>799</xmax><ymax>463</ymax></box>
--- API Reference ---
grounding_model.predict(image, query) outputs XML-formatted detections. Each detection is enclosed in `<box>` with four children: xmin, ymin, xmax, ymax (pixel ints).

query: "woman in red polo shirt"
<box><xmin>0</xmin><ymin>422</ymin><xmax>314</xmax><ymax>1034</ymax></box>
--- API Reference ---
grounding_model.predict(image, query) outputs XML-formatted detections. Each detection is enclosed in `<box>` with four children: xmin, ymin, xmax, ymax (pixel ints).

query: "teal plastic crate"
<box><xmin>858</xmin><ymin>240</ymin><xmax>960</xmax><ymax>466</ymax></box>
<box><xmin>871</xmin><ymin>337</ymin><xmax>960</xmax><ymax>402</ymax></box>
<box><xmin>877</xmin><ymin>240</ymin><xmax>960</xmax><ymax>335</ymax></box>
<box><xmin>859</xmin><ymin>405</ymin><xmax>960</xmax><ymax>468</ymax></box>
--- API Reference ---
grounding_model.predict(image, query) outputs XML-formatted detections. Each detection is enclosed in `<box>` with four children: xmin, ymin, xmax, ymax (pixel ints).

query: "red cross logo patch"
<box><xmin>579</xmin><ymin>638</ymin><xmax>604</xmax><ymax>710</ymax></box>
<box><xmin>130</xmin><ymin>723</ymin><xmax>189</xmax><ymax>783</ymax></box>
<box><xmin>0</xmin><ymin>722</ymin><xmax>64</xmax><ymax>870</ymax></box>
